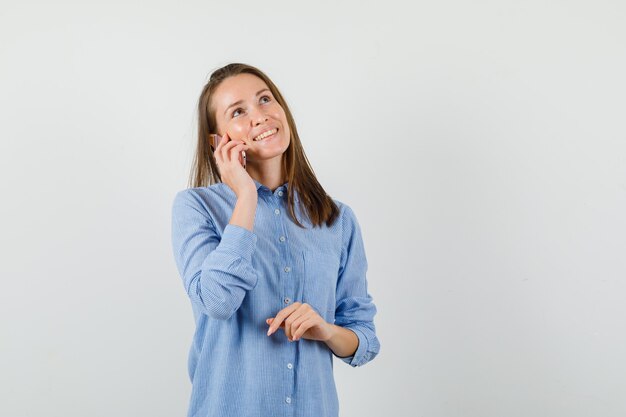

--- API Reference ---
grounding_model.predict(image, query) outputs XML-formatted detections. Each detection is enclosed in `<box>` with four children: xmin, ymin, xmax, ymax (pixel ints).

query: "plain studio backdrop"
<box><xmin>1</xmin><ymin>1</ymin><xmax>625</xmax><ymax>416</ymax></box>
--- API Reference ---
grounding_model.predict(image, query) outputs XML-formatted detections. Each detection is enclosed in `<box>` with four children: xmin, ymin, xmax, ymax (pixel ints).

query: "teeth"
<box><xmin>253</xmin><ymin>128</ymin><xmax>277</xmax><ymax>141</ymax></box>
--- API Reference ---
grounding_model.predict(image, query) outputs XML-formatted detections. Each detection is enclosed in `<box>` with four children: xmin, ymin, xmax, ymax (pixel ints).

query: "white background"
<box><xmin>1</xmin><ymin>1</ymin><xmax>625</xmax><ymax>416</ymax></box>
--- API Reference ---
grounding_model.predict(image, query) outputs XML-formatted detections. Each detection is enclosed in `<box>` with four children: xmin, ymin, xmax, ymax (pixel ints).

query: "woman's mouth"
<box><xmin>252</xmin><ymin>128</ymin><xmax>278</xmax><ymax>142</ymax></box>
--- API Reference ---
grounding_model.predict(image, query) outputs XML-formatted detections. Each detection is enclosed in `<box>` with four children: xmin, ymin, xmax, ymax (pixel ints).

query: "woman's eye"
<box><xmin>231</xmin><ymin>96</ymin><xmax>271</xmax><ymax>118</ymax></box>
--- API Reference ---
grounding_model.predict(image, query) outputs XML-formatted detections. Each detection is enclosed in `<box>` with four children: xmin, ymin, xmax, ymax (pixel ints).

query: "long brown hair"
<box><xmin>188</xmin><ymin>62</ymin><xmax>340</xmax><ymax>229</ymax></box>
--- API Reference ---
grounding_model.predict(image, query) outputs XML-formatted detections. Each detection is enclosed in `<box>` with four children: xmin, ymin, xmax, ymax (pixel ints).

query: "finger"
<box><xmin>290</xmin><ymin>311</ymin><xmax>316</xmax><ymax>341</ymax></box>
<box><xmin>213</xmin><ymin>133</ymin><xmax>229</xmax><ymax>166</ymax></box>
<box><xmin>211</xmin><ymin>135</ymin><xmax>223</xmax><ymax>165</ymax></box>
<box><xmin>222</xmin><ymin>141</ymin><xmax>246</xmax><ymax>165</ymax></box>
<box><xmin>220</xmin><ymin>136</ymin><xmax>247</xmax><ymax>164</ymax></box>
<box><xmin>284</xmin><ymin>307</ymin><xmax>308</xmax><ymax>341</ymax></box>
<box><xmin>218</xmin><ymin>132</ymin><xmax>229</xmax><ymax>148</ymax></box>
<box><xmin>228</xmin><ymin>143</ymin><xmax>249</xmax><ymax>164</ymax></box>
<box><xmin>214</xmin><ymin>132</ymin><xmax>229</xmax><ymax>154</ymax></box>
<box><xmin>219</xmin><ymin>137</ymin><xmax>239</xmax><ymax>161</ymax></box>
<box><xmin>285</xmin><ymin>315</ymin><xmax>293</xmax><ymax>340</ymax></box>
<box><xmin>267</xmin><ymin>303</ymin><xmax>300</xmax><ymax>336</ymax></box>
<box><xmin>292</xmin><ymin>316</ymin><xmax>317</xmax><ymax>341</ymax></box>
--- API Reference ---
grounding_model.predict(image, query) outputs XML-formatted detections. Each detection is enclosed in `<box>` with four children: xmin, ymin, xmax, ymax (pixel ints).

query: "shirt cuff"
<box><xmin>339</xmin><ymin>326</ymin><xmax>368</xmax><ymax>367</ymax></box>
<box><xmin>219</xmin><ymin>223</ymin><xmax>258</xmax><ymax>261</ymax></box>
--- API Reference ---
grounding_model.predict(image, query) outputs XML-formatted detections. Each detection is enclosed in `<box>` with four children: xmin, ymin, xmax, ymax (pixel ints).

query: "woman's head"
<box><xmin>210</xmin><ymin>72</ymin><xmax>291</xmax><ymax>166</ymax></box>
<box><xmin>190</xmin><ymin>63</ymin><xmax>339</xmax><ymax>228</ymax></box>
<box><xmin>194</xmin><ymin>63</ymin><xmax>299</xmax><ymax>186</ymax></box>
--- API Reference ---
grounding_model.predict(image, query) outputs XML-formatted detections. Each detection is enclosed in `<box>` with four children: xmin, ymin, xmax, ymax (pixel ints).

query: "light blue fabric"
<box><xmin>170</xmin><ymin>179</ymin><xmax>380</xmax><ymax>417</ymax></box>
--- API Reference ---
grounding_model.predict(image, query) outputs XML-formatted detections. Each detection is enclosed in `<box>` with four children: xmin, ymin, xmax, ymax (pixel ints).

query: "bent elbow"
<box><xmin>186</xmin><ymin>273</ymin><xmax>246</xmax><ymax>321</ymax></box>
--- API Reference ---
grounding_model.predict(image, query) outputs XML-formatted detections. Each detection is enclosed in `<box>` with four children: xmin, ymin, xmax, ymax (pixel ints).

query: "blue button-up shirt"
<box><xmin>170</xmin><ymin>179</ymin><xmax>380</xmax><ymax>417</ymax></box>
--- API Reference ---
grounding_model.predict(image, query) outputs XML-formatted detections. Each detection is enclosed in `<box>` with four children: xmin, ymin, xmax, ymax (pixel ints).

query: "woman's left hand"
<box><xmin>266</xmin><ymin>302</ymin><xmax>334</xmax><ymax>342</ymax></box>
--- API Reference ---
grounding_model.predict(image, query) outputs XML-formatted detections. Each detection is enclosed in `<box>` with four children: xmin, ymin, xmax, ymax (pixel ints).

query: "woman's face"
<box><xmin>212</xmin><ymin>73</ymin><xmax>290</xmax><ymax>162</ymax></box>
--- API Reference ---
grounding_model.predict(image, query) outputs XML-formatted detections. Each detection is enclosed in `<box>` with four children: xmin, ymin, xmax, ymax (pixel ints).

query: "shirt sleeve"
<box><xmin>333</xmin><ymin>205</ymin><xmax>381</xmax><ymax>367</ymax></box>
<box><xmin>171</xmin><ymin>189</ymin><xmax>259</xmax><ymax>320</ymax></box>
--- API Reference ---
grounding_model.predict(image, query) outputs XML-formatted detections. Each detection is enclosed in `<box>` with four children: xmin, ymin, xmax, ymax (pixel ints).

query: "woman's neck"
<box><xmin>246</xmin><ymin>156</ymin><xmax>286</xmax><ymax>191</ymax></box>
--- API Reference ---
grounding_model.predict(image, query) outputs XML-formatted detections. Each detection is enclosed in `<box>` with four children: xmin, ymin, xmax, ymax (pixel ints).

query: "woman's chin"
<box><xmin>246</xmin><ymin>148</ymin><xmax>286</xmax><ymax>162</ymax></box>
<box><xmin>248</xmin><ymin>141</ymin><xmax>289</xmax><ymax>160</ymax></box>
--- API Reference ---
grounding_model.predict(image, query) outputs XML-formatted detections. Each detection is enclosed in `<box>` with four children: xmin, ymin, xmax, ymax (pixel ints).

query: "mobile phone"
<box><xmin>209</xmin><ymin>134</ymin><xmax>246</xmax><ymax>170</ymax></box>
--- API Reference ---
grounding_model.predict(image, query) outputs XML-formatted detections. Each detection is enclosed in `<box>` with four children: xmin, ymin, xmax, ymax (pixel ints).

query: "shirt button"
<box><xmin>274</xmin><ymin>208</ymin><xmax>280</xmax><ymax>215</ymax></box>
<box><xmin>284</xmin><ymin>266</ymin><xmax>291</xmax><ymax>273</ymax></box>
<box><xmin>285</xmin><ymin>397</ymin><xmax>291</xmax><ymax>404</ymax></box>
<box><xmin>279</xmin><ymin>236</ymin><xmax>286</xmax><ymax>242</ymax></box>
<box><xmin>278</xmin><ymin>190</ymin><xmax>283</xmax><ymax>196</ymax></box>
<box><xmin>287</xmin><ymin>363</ymin><xmax>293</xmax><ymax>369</ymax></box>
<box><xmin>284</xmin><ymin>297</ymin><xmax>291</xmax><ymax>304</ymax></box>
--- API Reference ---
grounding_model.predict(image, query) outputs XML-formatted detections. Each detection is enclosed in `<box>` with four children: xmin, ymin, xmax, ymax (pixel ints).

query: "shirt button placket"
<box><xmin>273</xmin><ymin>198</ymin><xmax>295</xmax><ymax>409</ymax></box>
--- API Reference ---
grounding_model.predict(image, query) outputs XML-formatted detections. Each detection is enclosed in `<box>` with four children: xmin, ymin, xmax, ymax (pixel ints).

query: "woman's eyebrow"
<box><xmin>223</xmin><ymin>88</ymin><xmax>270</xmax><ymax>115</ymax></box>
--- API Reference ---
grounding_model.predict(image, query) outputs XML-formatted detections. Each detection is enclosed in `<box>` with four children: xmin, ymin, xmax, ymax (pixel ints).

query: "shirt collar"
<box><xmin>253</xmin><ymin>179</ymin><xmax>297</xmax><ymax>201</ymax></box>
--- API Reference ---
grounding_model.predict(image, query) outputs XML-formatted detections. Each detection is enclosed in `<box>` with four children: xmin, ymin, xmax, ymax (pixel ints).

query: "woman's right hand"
<box><xmin>213</xmin><ymin>132</ymin><xmax>256</xmax><ymax>199</ymax></box>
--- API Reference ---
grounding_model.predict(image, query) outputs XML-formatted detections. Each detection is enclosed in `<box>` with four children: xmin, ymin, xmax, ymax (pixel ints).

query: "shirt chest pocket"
<box><xmin>302</xmin><ymin>250</ymin><xmax>339</xmax><ymax>323</ymax></box>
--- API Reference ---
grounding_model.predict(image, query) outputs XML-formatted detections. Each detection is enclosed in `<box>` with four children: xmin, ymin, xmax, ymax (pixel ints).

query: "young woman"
<box><xmin>171</xmin><ymin>63</ymin><xmax>380</xmax><ymax>417</ymax></box>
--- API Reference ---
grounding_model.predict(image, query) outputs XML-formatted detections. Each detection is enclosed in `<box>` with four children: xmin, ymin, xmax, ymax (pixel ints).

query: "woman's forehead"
<box><xmin>214</xmin><ymin>74</ymin><xmax>269</xmax><ymax>110</ymax></box>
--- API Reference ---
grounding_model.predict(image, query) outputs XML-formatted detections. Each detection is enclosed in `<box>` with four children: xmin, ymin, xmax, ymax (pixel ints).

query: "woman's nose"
<box><xmin>250</xmin><ymin>107</ymin><xmax>268</xmax><ymax>125</ymax></box>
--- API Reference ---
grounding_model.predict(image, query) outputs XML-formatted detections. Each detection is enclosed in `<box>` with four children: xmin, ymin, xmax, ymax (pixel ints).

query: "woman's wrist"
<box><xmin>324</xmin><ymin>324</ymin><xmax>359</xmax><ymax>358</ymax></box>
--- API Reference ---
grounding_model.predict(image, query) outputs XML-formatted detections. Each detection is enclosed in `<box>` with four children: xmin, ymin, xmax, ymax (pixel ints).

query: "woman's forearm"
<box><xmin>324</xmin><ymin>324</ymin><xmax>359</xmax><ymax>358</ymax></box>
<box><xmin>229</xmin><ymin>192</ymin><xmax>258</xmax><ymax>232</ymax></box>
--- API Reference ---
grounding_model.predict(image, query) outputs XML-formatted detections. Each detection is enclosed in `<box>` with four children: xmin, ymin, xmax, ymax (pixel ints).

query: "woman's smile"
<box><xmin>252</xmin><ymin>127</ymin><xmax>279</xmax><ymax>142</ymax></box>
